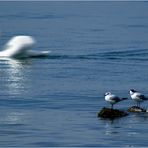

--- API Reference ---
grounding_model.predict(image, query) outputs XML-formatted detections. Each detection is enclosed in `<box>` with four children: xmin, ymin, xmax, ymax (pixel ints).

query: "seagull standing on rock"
<box><xmin>105</xmin><ymin>92</ymin><xmax>128</xmax><ymax>109</ymax></box>
<box><xmin>129</xmin><ymin>89</ymin><xmax>148</xmax><ymax>108</ymax></box>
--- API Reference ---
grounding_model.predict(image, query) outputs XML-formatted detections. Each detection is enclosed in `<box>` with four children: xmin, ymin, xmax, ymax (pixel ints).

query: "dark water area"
<box><xmin>0</xmin><ymin>1</ymin><xmax>148</xmax><ymax>147</ymax></box>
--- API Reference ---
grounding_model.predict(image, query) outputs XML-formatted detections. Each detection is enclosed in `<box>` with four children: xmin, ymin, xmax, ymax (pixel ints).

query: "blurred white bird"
<box><xmin>129</xmin><ymin>89</ymin><xmax>148</xmax><ymax>107</ymax></box>
<box><xmin>0</xmin><ymin>36</ymin><xmax>50</xmax><ymax>58</ymax></box>
<box><xmin>105</xmin><ymin>92</ymin><xmax>128</xmax><ymax>109</ymax></box>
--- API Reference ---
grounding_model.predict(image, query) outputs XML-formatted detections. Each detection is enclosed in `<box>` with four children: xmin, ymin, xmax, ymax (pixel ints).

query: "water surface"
<box><xmin>0</xmin><ymin>1</ymin><xmax>148</xmax><ymax>147</ymax></box>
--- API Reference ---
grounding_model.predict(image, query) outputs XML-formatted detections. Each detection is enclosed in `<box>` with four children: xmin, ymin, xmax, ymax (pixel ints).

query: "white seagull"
<box><xmin>129</xmin><ymin>89</ymin><xmax>148</xmax><ymax>107</ymax></box>
<box><xmin>0</xmin><ymin>35</ymin><xmax>50</xmax><ymax>58</ymax></box>
<box><xmin>105</xmin><ymin>92</ymin><xmax>128</xmax><ymax>109</ymax></box>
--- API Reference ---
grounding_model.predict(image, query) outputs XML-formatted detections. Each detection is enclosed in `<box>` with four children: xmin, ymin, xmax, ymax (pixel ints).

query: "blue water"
<box><xmin>0</xmin><ymin>1</ymin><xmax>148</xmax><ymax>147</ymax></box>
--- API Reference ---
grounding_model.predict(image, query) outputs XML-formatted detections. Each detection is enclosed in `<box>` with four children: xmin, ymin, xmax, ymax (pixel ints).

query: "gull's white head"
<box><xmin>130</xmin><ymin>89</ymin><xmax>137</xmax><ymax>95</ymax></box>
<box><xmin>105</xmin><ymin>92</ymin><xmax>111</xmax><ymax>96</ymax></box>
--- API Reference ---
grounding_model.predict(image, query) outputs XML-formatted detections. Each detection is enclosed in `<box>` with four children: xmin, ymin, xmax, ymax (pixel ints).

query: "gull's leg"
<box><xmin>111</xmin><ymin>104</ymin><xmax>113</xmax><ymax>109</ymax></box>
<box><xmin>137</xmin><ymin>101</ymin><xmax>138</xmax><ymax>107</ymax></box>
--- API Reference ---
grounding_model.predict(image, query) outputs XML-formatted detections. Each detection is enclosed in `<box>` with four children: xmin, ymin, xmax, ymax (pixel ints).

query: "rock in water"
<box><xmin>128</xmin><ymin>106</ymin><xmax>146</xmax><ymax>112</ymax></box>
<box><xmin>98</xmin><ymin>107</ymin><xmax>128</xmax><ymax>119</ymax></box>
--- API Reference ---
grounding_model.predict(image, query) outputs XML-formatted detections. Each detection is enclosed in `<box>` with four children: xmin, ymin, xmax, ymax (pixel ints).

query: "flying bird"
<box><xmin>0</xmin><ymin>36</ymin><xmax>50</xmax><ymax>58</ymax></box>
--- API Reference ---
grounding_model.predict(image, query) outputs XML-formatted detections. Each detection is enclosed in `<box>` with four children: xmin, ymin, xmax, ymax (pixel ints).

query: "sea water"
<box><xmin>0</xmin><ymin>1</ymin><xmax>148</xmax><ymax>147</ymax></box>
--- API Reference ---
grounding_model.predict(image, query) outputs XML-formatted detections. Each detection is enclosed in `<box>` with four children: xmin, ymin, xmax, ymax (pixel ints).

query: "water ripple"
<box><xmin>47</xmin><ymin>48</ymin><xmax>148</xmax><ymax>61</ymax></box>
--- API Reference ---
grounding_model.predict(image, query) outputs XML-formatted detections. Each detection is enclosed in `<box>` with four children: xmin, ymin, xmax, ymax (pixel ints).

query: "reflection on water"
<box><xmin>0</xmin><ymin>58</ymin><xmax>32</xmax><ymax>96</ymax></box>
<box><xmin>100</xmin><ymin>118</ymin><xmax>121</xmax><ymax>136</ymax></box>
<box><xmin>0</xmin><ymin>59</ymin><xmax>30</xmax><ymax>143</ymax></box>
<box><xmin>99</xmin><ymin>112</ymin><xmax>148</xmax><ymax>146</ymax></box>
<box><xmin>1</xmin><ymin>111</ymin><xmax>25</xmax><ymax>125</ymax></box>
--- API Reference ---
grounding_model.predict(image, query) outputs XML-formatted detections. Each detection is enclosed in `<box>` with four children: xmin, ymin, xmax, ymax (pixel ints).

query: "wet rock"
<box><xmin>98</xmin><ymin>107</ymin><xmax>128</xmax><ymax>119</ymax></box>
<box><xmin>128</xmin><ymin>106</ymin><xmax>146</xmax><ymax>112</ymax></box>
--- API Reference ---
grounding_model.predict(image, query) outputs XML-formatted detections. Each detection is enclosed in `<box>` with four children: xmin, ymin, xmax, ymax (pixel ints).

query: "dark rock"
<box><xmin>128</xmin><ymin>106</ymin><xmax>146</xmax><ymax>112</ymax></box>
<box><xmin>98</xmin><ymin>107</ymin><xmax>128</xmax><ymax>119</ymax></box>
